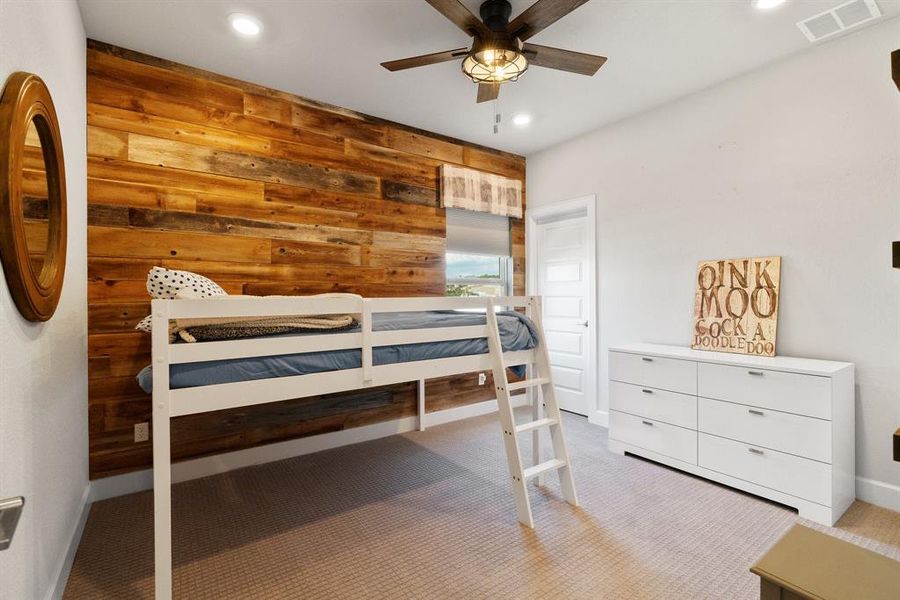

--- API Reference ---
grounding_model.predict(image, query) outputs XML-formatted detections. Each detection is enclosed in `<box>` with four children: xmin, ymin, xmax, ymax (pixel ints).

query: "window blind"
<box><xmin>445</xmin><ymin>208</ymin><xmax>511</xmax><ymax>256</ymax></box>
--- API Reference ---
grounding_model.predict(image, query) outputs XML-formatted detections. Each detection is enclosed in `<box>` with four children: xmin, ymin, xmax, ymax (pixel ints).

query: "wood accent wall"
<box><xmin>86</xmin><ymin>41</ymin><xmax>526</xmax><ymax>479</ymax></box>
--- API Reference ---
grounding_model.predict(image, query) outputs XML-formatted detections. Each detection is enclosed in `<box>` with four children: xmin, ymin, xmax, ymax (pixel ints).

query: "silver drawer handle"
<box><xmin>748</xmin><ymin>370</ymin><xmax>764</xmax><ymax>376</ymax></box>
<box><xmin>641</xmin><ymin>357</ymin><xmax>653</xmax><ymax>362</ymax></box>
<box><xmin>641</xmin><ymin>420</ymin><xmax>654</xmax><ymax>426</ymax></box>
<box><xmin>641</xmin><ymin>389</ymin><xmax>654</xmax><ymax>394</ymax></box>
<box><xmin>748</xmin><ymin>409</ymin><xmax>765</xmax><ymax>416</ymax></box>
<box><xmin>748</xmin><ymin>447</ymin><xmax>764</xmax><ymax>455</ymax></box>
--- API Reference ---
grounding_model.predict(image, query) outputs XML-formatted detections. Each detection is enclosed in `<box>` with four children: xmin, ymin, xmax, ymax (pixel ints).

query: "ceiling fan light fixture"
<box><xmin>462</xmin><ymin>46</ymin><xmax>528</xmax><ymax>84</ymax></box>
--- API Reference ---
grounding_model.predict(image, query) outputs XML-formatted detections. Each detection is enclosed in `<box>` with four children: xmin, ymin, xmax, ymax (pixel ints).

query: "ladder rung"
<box><xmin>514</xmin><ymin>418</ymin><xmax>557</xmax><ymax>433</ymax></box>
<box><xmin>507</xmin><ymin>377</ymin><xmax>549</xmax><ymax>392</ymax></box>
<box><xmin>522</xmin><ymin>459</ymin><xmax>566</xmax><ymax>480</ymax></box>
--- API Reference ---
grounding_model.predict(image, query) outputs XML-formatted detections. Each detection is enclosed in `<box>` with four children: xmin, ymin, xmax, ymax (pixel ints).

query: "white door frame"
<box><xmin>526</xmin><ymin>195</ymin><xmax>602</xmax><ymax>426</ymax></box>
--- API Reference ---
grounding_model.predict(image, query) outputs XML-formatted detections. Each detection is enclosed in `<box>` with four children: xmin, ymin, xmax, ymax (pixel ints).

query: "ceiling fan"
<box><xmin>381</xmin><ymin>0</ymin><xmax>607</xmax><ymax>104</ymax></box>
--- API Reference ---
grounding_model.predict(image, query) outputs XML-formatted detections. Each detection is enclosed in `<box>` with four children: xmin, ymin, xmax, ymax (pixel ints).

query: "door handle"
<box><xmin>580</xmin><ymin>321</ymin><xmax>589</xmax><ymax>327</ymax></box>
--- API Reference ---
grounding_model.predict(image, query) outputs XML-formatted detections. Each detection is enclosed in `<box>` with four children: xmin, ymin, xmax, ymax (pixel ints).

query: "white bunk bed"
<box><xmin>150</xmin><ymin>294</ymin><xmax>577</xmax><ymax>599</ymax></box>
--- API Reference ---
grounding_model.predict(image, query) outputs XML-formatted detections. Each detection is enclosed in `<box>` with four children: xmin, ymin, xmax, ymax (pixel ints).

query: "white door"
<box><xmin>531</xmin><ymin>204</ymin><xmax>596</xmax><ymax>416</ymax></box>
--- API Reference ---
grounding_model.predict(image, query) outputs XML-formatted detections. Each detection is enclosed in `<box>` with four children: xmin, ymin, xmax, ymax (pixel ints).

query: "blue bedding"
<box><xmin>136</xmin><ymin>310</ymin><xmax>538</xmax><ymax>393</ymax></box>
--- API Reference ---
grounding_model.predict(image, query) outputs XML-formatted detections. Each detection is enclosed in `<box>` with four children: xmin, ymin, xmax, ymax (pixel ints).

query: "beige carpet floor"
<box><xmin>65</xmin><ymin>410</ymin><xmax>900</xmax><ymax>599</ymax></box>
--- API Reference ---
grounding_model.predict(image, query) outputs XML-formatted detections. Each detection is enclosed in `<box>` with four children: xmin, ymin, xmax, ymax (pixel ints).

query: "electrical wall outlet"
<box><xmin>478</xmin><ymin>372</ymin><xmax>487</xmax><ymax>386</ymax></box>
<box><xmin>134</xmin><ymin>422</ymin><xmax>150</xmax><ymax>443</ymax></box>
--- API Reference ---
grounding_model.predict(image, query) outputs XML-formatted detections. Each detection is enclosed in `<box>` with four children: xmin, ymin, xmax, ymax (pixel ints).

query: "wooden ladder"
<box><xmin>485</xmin><ymin>297</ymin><xmax>579</xmax><ymax>528</ymax></box>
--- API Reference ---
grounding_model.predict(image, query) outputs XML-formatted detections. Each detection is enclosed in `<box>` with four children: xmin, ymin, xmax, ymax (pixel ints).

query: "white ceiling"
<box><xmin>77</xmin><ymin>0</ymin><xmax>900</xmax><ymax>155</ymax></box>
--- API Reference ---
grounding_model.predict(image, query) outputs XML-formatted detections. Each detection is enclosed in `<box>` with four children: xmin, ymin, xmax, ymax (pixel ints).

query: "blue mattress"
<box><xmin>137</xmin><ymin>310</ymin><xmax>538</xmax><ymax>393</ymax></box>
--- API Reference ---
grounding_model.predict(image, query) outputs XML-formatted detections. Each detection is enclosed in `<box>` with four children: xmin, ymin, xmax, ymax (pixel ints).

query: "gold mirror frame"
<box><xmin>0</xmin><ymin>72</ymin><xmax>67</xmax><ymax>322</ymax></box>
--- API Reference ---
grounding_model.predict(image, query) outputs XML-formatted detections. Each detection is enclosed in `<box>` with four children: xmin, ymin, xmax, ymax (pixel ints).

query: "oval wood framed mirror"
<box><xmin>0</xmin><ymin>72</ymin><xmax>67</xmax><ymax>322</ymax></box>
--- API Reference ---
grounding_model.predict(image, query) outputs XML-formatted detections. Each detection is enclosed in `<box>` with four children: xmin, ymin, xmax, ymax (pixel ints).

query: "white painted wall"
<box><xmin>0</xmin><ymin>2</ymin><xmax>88</xmax><ymax>598</ymax></box>
<box><xmin>527</xmin><ymin>19</ymin><xmax>900</xmax><ymax>509</ymax></box>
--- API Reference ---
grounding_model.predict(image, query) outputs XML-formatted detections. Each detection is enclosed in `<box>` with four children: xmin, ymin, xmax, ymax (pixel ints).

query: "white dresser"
<box><xmin>608</xmin><ymin>343</ymin><xmax>855</xmax><ymax>526</ymax></box>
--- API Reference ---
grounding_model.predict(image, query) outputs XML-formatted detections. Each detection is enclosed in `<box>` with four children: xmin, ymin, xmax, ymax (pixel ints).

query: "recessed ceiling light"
<box><xmin>753</xmin><ymin>0</ymin><xmax>787</xmax><ymax>10</ymax></box>
<box><xmin>228</xmin><ymin>13</ymin><xmax>262</xmax><ymax>36</ymax></box>
<box><xmin>512</xmin><ymin>113</ymin><xmax>532</xmax><ymax>127</ymax></box>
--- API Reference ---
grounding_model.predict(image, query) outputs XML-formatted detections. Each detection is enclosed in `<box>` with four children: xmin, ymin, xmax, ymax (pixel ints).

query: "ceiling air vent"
<box><xmin>797</xmin><ymin>0</ymin><xmax>882</xmax><ymax>42</ymax></box>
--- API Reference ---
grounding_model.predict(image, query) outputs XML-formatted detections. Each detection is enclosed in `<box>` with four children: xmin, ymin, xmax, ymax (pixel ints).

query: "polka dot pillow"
<box><xmin>135</xmin><ymin>267</ymin><xmax>227</xmax><ymax>333</ymax></box>
<box><xmin>146</xmin><ymin>266</ymin><xmax>226</xmax><ymax>300</ymax></box>
<box><xmin>135</xmin><ymin>314</ymin><xmax>153</xmax><ymax>333</ymax></box>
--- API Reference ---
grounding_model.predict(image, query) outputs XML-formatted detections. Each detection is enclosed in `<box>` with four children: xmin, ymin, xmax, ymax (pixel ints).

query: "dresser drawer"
<box><xmin>609</xmin><ymin>351</ymin><xmax>696</xmax><ymax>395</ymax></box>
<box><xmin>610</xmin><ymin>411</ymin><xmax>697</xmax><ymax>464</ymax></box>
<box><xmin>699</xmin><ymin>433</ymin><xmax>830</xmax><ymax>505</ymax></box>
<box><xmin>610</xmin><ymin>381</ymin><xmax>697</xmax><ymax>429</ymax></box>
<box><xmin>698</xmin><ymin>363</ymin><xmax>831</xmax><ymax>420</ymax></box>
<box><xmin>698</xmin><ymin>397</ymin><xmax>831</xmax><ymax>463</ymax></box>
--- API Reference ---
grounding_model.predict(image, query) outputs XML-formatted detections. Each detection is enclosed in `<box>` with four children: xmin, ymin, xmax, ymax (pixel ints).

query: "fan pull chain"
<box><xmin>493</xmin><ymin>96</ymin><xmax>501</xmax><ymax>134</ymax></box>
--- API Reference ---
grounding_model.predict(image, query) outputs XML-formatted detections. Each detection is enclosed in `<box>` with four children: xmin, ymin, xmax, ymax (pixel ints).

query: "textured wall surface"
<box><xmin>85</xmin><ymin>41</ymin><xmax>526</xmax><ymax>479</ymax></box>
<box><xmin>528</xmin><ymin>19</ymin><xmax>900</xmax><ymax>508</ymax></box>
<box><xmin>0</xmin><ymin>1</ymin><xmax>89</xmax><ymax>598</ymax></box>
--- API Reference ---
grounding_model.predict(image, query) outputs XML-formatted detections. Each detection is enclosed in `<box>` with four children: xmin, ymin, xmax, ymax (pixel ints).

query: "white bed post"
<box><xmin>151</xmin><ymin>299</ymin><xmax>173</xmax><ymax>600</ymax></box>
<box><xmin>417</xmin><ymin>379</ymin><xmax>426</xmax><ymax>431</ymax></box>
<box><xmin>361</xmin><ymin>299</ymin><xmax>373</xmax><ymax>383</ymax></box>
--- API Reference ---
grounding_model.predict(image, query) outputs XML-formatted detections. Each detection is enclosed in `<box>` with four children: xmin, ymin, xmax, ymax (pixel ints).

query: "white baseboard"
<box><xmin>588</xmin><ymin>410</ymin><xmax>608</xmax><ymax>428</ymax></box>
<box><xmin>90</xmin><ymin>394</ymin><xmax>525</xmax><ymax>503</ymax></box>
<box><xmin>856</xmin><ymin>475</ymin><xmax>900</xmax><ymax>512</ymax></box>
<box><xmin>46</xmin><ymin>483</ymin><xmax>91</xmax><ymax>600</ymax></box>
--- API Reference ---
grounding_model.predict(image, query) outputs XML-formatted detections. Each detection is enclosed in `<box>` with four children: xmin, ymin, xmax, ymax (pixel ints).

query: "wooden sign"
<box><xmin>692</xmin><ymin>256</ymin><xmax>781</xmax><ymax>357</ymax></box>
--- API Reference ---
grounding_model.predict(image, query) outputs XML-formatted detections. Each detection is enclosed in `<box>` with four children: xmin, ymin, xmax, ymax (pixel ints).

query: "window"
<box><xmin>446</xmin><ymin>253</ymin><xmax>513</xmax><ymax>297</ymax></box>
<box><xmin>444</xmin><ymin>208</ymin><xmax>512</xmax><ymax>298</ymax></box>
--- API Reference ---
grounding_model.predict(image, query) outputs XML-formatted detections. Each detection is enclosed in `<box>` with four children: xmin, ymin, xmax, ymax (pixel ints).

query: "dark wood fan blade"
<box><xmin>476</xmin><ymin>82</ymin><xmax>500</xmax><ymax>103</ymax></box>
<box><xmin>425</xmin><ymin>0</ymin><xmax>492</xmax><ymax>38</ymax></box>
<box><xmin>522</xmin><ymin>43</ymin><xmax>606</xmax><ymax>75</ymax></box>
<box><xmin>381</xmin><ymin>47</ymin><xmax>469</xmax><ymax>71</ymax></box>
<box><xmin>509</xmin><ymin>0</ymin><xmax>590</xmax><ymax>41</ymax></box>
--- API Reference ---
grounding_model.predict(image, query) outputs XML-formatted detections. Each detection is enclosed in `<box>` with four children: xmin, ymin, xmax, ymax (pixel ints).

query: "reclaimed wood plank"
<box><xmin>87</xmin><ymin>126</ymin><xmax>128</xmax><ymax>159</ymax></box>
<box><xmin>127</xmin><ymin>134</ymin><xmax>379</xmax><ymax>195</ymax></box>
<box><xmin>89</xmin><ymin>76</ymin><xmax>345</xmax><ymax>151</ymax></box>
<box><xmin>88</xmin><ymin>226</ymin><xmax>272</xmax><ymax>263</ymax></box>
<box><xmin>86</xmin><ymin>41</ymin><xmax>526</xmax><ymax>479</ymax></box>
<box><xmin>89</xmin><ymin>156</ymin><xmax>265</xmax><ymax>200</ymax></box>
<box><xmin>272</xmin><ymin>240</ymin><xmax>362</xmax><ymax>266</ymax></box>
<box><xmin>291</xmin><ymin>102</ymin><xmax>386</xmax><ymax>146</ymax></box>
<box><xmin>385</xmin><ymin>128</ymin><xmax>464</xmax><ymax>164</ymax></box>
<box><xmin>243</xmin><ymin>93</ymin><xmax>292</xmax><ymax>124</ymax></box>
<box><xmin>381</xmin><ymin>180</ymin><xmax>438</xmax><ymax>206</ymax></box>
<box><xmin>87</xmin><ymin>48</ymin><xmax>245</xmax><ymax>113</ymax></box>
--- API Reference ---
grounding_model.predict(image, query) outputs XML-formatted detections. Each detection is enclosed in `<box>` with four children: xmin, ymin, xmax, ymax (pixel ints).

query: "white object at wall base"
<box><xmin>588</xmin><ymin>410</ymin><xmax>609</xmax><ymax>428</ymax></box>
<box><xmin>90</xmin><ymin>394</ymin><xmax>527</xmax><ymax>503</ymax></box>
<box><xmin>856</xmin><ymin>475</ymin><xmax>900</xmax><ymax>512</ymax></box>
<box><xmin>46</xmin><ymin>484</ymin><xmax>91</xmax><ymax>600</ymax></box>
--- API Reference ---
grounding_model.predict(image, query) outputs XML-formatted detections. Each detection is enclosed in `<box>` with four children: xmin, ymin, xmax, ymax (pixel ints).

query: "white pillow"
<box><xmin>146</xmin><ymin>266</ymin><xmax>226</xmax><ymax>300</ymax></box>
<box><xmin>136</xmin><ymin>267</ymin><xmax>228</xmax><ymax>333</ymax></box>
<box><xmin>135</xmin><ymin>314</ymin><xmax>153</xmax><ymax>333</ymax></box>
